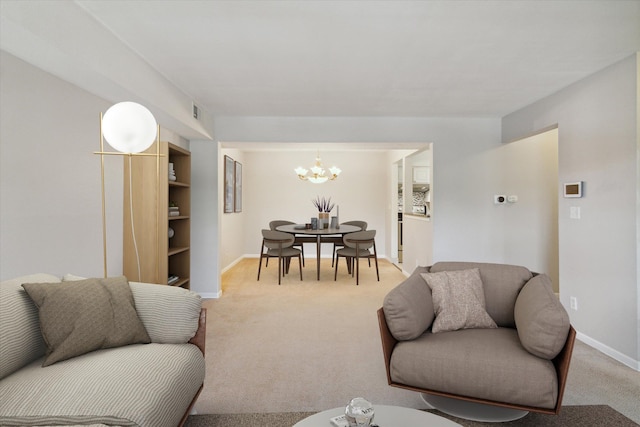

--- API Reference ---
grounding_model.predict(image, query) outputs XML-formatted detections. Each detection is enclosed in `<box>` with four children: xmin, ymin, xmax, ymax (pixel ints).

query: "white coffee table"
<box><xmin>293</xmin><ymin>404</ymin><xmax>461</xmax><ymax>426</ymax></box>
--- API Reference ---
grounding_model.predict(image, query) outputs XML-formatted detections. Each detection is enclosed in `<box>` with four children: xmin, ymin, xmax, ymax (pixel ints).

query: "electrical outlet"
<box><xmin>570</xmin><ymin>296</ymin><xmax>578</xmax><ymax>311</ymax></box>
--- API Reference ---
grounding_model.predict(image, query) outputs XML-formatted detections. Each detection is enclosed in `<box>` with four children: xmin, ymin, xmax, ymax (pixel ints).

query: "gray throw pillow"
<box><xmin>514</xmin><ymin>274</ymin><xmax>570</xmax><ymax>359</ymax></box>
<box><xmin>22</xmin><ymin>276</ymin><xmax>150</xmax><ymax>366</ymax></box>
<box><xmin>421</xmin><ymin>268</ymin><xmax>497</xmax><ymax>333</ymax></box>
<box><xmin>383</xmin><ymin>266</ymin><xmax>434</xmax><ymax>340</ymax></box>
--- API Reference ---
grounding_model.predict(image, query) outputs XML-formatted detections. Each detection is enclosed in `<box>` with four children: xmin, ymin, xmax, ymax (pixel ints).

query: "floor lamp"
<box><xmin>95</xmin><ymin>102</ymin><xmax>160</xmax><ymax>279</ymax></box>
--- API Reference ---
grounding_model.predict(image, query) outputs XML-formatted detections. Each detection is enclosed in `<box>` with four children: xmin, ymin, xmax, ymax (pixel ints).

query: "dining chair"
<box><xmin>257</xmin><ymin>230</ymin><xmax>303</xmax><ymax>285</ymax></box>
<box><xmin>327</xmin><ymin>220</ymin><xmax>368</xmax><ymax>268</ymax></box>
<box><xmin>334</xmin><ymin>229</ymin><xmax>379</xmax><ymax>285</ymax></box>
<box><xmin>269</xmin><ymin>220</ymin><xmax>314</xmax><ymax>267</ymax></box>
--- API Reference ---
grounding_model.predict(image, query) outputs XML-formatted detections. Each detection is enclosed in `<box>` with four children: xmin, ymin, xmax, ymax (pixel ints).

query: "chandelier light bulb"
<box><xmin>102</xmin><ymin>102</ymin><xmax>157</xmax><ymax>154</ymax></box>
<box><xmin>294</xmin><ymin>167</ymin><xmax>308</xmax><ymax>177</ymax></box>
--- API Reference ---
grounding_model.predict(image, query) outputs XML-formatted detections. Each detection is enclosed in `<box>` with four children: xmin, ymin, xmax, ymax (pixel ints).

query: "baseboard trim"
<box><xmin>576</xmin><ymin>331</ymin><xmax>640</xmax><ymax>371</ymax></box>
<box><xmin>221</xmin><ymin>256</ymin><xmax>245</xmax><ymax>273</ymax></box>
<box><xmin>198</xmin><ymin>291</ymin><xmax>222</xmax><ymax>299</ymax></box>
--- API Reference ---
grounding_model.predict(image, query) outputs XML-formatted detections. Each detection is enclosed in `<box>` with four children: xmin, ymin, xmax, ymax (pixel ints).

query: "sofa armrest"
<box><xmin>382</xmin><ymin>266</ymin><xmax>434</xmax><ymax>340</ymax></box>
<box><xmin>188</xmin><ymin>308</ymin><xmax>207</xmax><ymax>355</ymax></box>
<box><xmin>130</xmin><ymin>282</ymin><xmax>202</xmax><ymax>344</ymax></box>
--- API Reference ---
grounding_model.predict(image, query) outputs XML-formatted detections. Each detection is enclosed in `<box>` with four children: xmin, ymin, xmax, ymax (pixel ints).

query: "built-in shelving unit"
<box><xmin>123</xmin><ymin>141</ymin><xmax>191</xmax><ymax>289</ymax></box>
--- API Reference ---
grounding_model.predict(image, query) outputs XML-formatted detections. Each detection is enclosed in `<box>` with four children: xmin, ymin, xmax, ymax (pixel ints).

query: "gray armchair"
<box><xmin>378</xmin><ymin>262</ymin><xmax>575</xmax><ymax>420</ymax></box>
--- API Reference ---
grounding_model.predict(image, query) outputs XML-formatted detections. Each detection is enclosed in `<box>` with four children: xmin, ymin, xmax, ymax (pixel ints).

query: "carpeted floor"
<box><xmin>193</xmin><ymin>258</ymin><xmax>640</xmax><ymax>425</ymax></box>
<box><xmin>185</xmin><ymin>405</ymin><xmax>638</xmax><ymax>427</ymax></box>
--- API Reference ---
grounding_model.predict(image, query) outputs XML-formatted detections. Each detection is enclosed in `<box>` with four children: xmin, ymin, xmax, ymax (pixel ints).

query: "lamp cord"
<box><xmin>128</xmin><ymin>156</ymin><xmax>142</xmax><ymax>281</ymax></box>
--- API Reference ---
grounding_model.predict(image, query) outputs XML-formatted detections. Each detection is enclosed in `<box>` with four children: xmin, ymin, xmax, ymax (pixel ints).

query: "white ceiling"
<box><xmin>1</xmin><ymin>0</ymin><xmax>639</xmax><ymax>128</ymax></box>
<box><xmin>71</xmin><ymin>0</ymin><xmax>639</xmax><ymax>118</ymax></box>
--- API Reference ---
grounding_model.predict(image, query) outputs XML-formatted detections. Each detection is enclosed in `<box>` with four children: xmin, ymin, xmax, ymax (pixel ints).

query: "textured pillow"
<box><xmin>22</xmin><ymin>276</ymin><xmax>150</xmax><ymax>366</ymax></box>
<box><xmin>514</xmin><ymin>274</ymin><xmax>570</xmax><ymax>359</ymax></box>
<box><xmin>430</xmin><ymin>262</ymin><xmax>533</xmax><ymax>327</ymax></box>
<box><xmin>421</xmin><ymin>268</ymin><xmax>497</xmax><ymax>333</ymax></box>
<box><xmin>64</xmin><ymin>275</ymin><xmax>203</xmax><ymax>344</ymax></box>
<box><xmin>129</xmin><ymin>281</ymin><xmax>202</xmax><ymax>344</ymax></box>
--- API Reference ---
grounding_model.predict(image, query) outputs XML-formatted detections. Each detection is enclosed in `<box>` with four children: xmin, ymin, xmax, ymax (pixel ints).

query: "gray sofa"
<box><xmin>0</xmin><ymin>273</ymin><xmax>206</xmax><ymax>427</ymax></box>
<box><xmin>378</xmin><ymin>262</ymin><xmax>575</xmax><ymax>415</ymax></box>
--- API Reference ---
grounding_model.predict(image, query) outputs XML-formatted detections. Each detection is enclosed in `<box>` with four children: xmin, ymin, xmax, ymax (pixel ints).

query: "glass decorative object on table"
<box><xmin>319</xmin><ymin>212</ymin><xmax>330</xmax><ymax>228</ymax></box>
<box><xmin>345</xmin><ymin>397</ymin><xmax>375</xmax><ymax>427</ymax></box>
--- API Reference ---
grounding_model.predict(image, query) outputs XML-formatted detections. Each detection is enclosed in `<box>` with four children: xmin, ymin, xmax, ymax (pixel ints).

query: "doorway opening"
<box><xmin>503</xmin><ymin>128</ymin><xmax>559</xmax><ymax>291</ymax></box>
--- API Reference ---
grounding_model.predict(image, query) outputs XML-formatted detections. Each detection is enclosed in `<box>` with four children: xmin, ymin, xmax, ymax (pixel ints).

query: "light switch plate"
<box><xmin>570</xmin><ymin>206</ymin><xmax>581</xmax><ymax>219</ymax></box>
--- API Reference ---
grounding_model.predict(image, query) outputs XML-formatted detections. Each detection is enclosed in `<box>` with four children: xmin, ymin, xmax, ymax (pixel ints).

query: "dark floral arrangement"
<box><xmin>312</xmin><ymin>196</ymin><xmax>335</xmax><ymax>213</ymax></box>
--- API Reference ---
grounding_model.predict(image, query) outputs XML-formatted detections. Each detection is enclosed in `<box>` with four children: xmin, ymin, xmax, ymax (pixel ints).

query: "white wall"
<box><xmin>220</xmin><ymin>147</ymin><xmax>246</xmax><ymax>269</ymax></box>
<box><xmin>0</xmin><ymin>51</ymin><xmax>189</xmax><ymax>281</ymax></box>
<box><xmin>1</xmin><ymin>51</ymin><xmax>113</xmax><ymax>279</ymax></box>
<box><xmin>403</xmin><ymin>216</ymin><xmax>433</xmax><ymax>274</ymax></box>
<box><xmin>500</xmin><ymin>129</ymin><xmax>559</xmax><ymax>290</ymax></box>
<box><xmin>240</xmin><ymin>149</ymin><xmax>389</xmax><ymax>260</ymax></box>
<box><xmin>190</xmin><ymin>140</ymin><xmax>220</xmax><ymax>297</ymax></box>
<box><xmin>502</xmin><ymin>54</ymin><xmax>639</xmax><ymax>368</ymax></box>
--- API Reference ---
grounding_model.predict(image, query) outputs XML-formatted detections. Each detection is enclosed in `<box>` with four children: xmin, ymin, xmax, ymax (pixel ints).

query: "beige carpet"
<box><xmin>194</xmin><ymin>257</ymin><xmax>640</xmax><ymax>424</ymax></box>
<box><xmin>196</xmin><ymin>257</ymin><xmax>423</xmax><ymax>414</ymax></box>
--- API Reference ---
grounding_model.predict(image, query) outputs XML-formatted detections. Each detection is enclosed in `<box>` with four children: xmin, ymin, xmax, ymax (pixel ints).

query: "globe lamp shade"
<box><xmin>102</xmin><ymin>102</ymin><xmax>157</xmax><ymax>153</ymax></box>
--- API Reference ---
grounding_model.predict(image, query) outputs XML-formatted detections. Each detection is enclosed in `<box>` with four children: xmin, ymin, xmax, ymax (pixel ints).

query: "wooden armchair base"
<box><xmin>377</xmin><ymin>308</ymin><xmax>576</xmax><ymax>416</ymax></box>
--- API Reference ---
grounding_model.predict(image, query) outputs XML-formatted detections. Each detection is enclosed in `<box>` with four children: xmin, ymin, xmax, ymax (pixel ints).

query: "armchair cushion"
<box><xmin>383</xmin><ymin>267</ymin><xmax>433</xmax><ymax>340</ymax></box>
<box><xmin>390</xmin><ymin>328</ymin><xmax>559</xmax><ymax>409</ymax></box>
<box><xmin>421</xmin><ymin>268</ymin><xmax>497</xmax><ymax>333</ymax></box>
<box><xmin>514</xmin><ymin>274</ymin><xmax>570</xmax><ymax>359</ymax></box>
<box><xmin>22</xmin><ymin>276</ymin><xmax>150</xmax><ymax>366</ymax></box>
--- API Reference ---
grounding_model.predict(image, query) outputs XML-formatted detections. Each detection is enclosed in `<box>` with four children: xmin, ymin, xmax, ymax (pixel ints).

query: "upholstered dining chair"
<box><xmin>334</xmin><ymin>229</ymin><xmax>379</xmax><ymax>285</ymax></box>
<box><xmin>269</xmin><ymin>220</ymin><xmax>314</xmax><ymax>267</ymax></box>
<box><xmin>257</xmin><ymin>230</ymin><xmax>303</xmax><ymax>285</ymax></box>
<box><xmin>326</xmin><ymin>220</ymin><xmax>368</xmax><ymax>267</ymax></box>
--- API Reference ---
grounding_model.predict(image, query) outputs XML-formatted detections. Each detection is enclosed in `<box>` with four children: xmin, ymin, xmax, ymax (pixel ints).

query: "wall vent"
<box><xmin>192</xmin><ymin>102</ymin><xmax>200</xmax><ymax>120</ymax></box>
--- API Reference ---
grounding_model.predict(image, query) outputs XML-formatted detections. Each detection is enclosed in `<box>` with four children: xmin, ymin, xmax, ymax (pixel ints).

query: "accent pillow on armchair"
<box><xmin>421</xmin><ymin>268</ymin><xmax>497</xmax><ymax>333</ymax></box>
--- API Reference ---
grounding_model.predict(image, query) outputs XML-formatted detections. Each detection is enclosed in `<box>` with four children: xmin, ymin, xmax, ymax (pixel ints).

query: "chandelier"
<box><xmin>294</xmin><ymin>152</ymin><xmax>341</xmax><ymax>184</ymax></box>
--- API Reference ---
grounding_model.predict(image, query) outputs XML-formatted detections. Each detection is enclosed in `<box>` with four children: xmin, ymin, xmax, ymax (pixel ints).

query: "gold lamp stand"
<box><xmin>95</xmin><ymin>103</ymin><xmax>162</xmax><ymax>279</ymax></box>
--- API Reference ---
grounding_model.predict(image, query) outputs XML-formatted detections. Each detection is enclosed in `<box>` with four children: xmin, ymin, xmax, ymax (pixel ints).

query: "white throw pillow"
<box><xmin>421</xmin><ymin>268</ymin><xmax>497</xmax><ymax>333</ymax></box>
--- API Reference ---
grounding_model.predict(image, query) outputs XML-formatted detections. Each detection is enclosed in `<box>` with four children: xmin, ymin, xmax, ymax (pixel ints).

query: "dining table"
<box><xmin>275</xmin><ymin>223</ymin><xmax>361</xmax><ymax>280</ymax></box>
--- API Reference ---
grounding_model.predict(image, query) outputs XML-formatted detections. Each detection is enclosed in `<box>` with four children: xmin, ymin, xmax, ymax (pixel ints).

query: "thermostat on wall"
<box><xmin>563</xmin><ymin>181</ymin><xmax>583</xmax><ymax>198</ymax></box>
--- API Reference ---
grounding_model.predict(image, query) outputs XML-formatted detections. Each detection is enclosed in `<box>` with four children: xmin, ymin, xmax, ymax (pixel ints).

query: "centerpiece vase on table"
<box><xmin>313</xmin><ymin>196</ymin><xmax>335</xmax><ymax>229</ymax></box>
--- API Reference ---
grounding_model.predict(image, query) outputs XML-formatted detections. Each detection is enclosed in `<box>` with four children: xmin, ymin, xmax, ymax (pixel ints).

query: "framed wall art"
<box><xmin>224</xmin><ymin>155</ymin><xmax>235</xmax><ymax>213</ymax></box>
<box><xmin>234</xmin><ymin>161</ymin><xmax>242</xmax><ymax>212</ymax></box>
